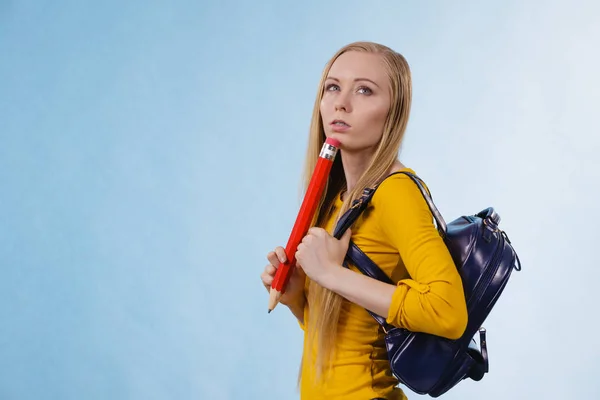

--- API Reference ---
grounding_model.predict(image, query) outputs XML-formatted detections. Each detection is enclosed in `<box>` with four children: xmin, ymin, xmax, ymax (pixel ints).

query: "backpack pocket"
<box><xmin>385</xmin><ymin>329</ymin><xmax>461</xmax><ymax>395</ymax></box>
<box><xmin>428</xmin><ymin>349</ymin><xmax>476</xmax><ymax>397</ymax></box>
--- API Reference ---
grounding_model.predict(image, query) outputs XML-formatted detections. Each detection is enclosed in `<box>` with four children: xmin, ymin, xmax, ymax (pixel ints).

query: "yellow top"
<box><xmin>298</xmin><ymin>170</ymin><xmax>468</xmax><ymax>400</ymax></box>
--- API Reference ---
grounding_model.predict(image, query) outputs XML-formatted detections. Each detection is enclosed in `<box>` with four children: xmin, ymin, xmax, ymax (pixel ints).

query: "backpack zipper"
<box><xmin>466</xmin><ymin>232</ymin><xmax>504</xmax><ymax>309</ymax></box>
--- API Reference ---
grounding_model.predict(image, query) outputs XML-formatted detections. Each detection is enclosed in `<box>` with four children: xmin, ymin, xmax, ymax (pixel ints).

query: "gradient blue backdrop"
<box><xmin>1</xmin><ymin>1</ymin><xmax>599</xmax><ymax>399</ymax></box>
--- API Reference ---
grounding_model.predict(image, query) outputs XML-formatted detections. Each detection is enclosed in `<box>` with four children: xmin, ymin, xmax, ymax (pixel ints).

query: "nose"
<box><xmin>334</xmin><ymin>91</ymin><xmax>351</xmax><ymax>113</ymax></box>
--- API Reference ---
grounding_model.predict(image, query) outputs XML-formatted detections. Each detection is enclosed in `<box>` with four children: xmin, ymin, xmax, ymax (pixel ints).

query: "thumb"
<box><xmin>340</xmin><ymin>228</ymin><xmax>352</xmax><ymax>245</ymax></box>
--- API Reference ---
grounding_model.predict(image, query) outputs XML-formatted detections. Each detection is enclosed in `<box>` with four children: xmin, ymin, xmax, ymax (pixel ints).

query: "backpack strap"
<box><xmin>331</xmin><ymin>171</ymin><xmax>445</xmax><ymax>330</ymax></box>
<box><xmin>392</xmin><ymin>171</ymin><xmax>448</xmax><ymax>236</ymax></box>
<box><xmin>331</xmin><ymin>187</ymin><xmax>395</xmax><ymax>330</ymax></box>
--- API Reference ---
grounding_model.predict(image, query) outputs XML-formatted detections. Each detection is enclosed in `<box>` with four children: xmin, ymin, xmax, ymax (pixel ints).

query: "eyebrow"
<box><xmin>326</xmin><ymin>76</ymin><xmax>381</xmax><ymax>89</ymax></box>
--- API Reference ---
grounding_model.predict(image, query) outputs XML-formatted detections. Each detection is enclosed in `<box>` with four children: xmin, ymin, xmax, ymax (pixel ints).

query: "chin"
<box><xmin>326</xmin><ymin>132</ymin><xmax>346</xmax><ymax>144</ymax></box>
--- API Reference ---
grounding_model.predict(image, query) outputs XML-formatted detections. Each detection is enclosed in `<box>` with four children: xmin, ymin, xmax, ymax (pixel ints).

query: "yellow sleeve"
<box><xmin>374</xmin><ymin>174</ymin><xmax>468</xmax><ymax>339</ymax></box>
<box><xmin>298</xmin><ymin>319</ymin><xmax>305</xmax><ymax>331</ymax></box>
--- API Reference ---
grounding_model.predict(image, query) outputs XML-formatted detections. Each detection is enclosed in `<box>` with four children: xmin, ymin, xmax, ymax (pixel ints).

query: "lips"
<box><xmin>329</xmin><ymin>119</ymin><xmax>351</xmax><ymax>133</ymax></box>
<box><xmin>330</xmin><ymin>119</ymin><xmax>351</xmax><ymax>127</ymax></box>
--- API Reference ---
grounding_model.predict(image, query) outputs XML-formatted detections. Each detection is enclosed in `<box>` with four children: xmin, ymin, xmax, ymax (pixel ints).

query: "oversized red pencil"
<box><xmin>268</xmin><ymin>137</ymin><xmax>341</xmax><ymax>313</ymax></box>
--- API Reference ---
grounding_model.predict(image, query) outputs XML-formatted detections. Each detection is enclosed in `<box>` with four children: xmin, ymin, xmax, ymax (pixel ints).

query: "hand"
<box><xmin>261</xmin><ymin>246</ymin><xmax>306</xmax><ymax>306</ymax></box>
<box><xmin>296</xmin><ymin>227</ymin><xmax>352</xmax><ymax>287</ymax></box>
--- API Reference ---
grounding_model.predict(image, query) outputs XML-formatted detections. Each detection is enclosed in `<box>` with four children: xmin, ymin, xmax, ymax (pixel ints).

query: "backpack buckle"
<box><xmin>350</xmin><ymin>188</ymin><xmax>375</xmax><ymax>210</ymax></box>
<box><xmin>467</xmin><ymin>327</ymin><xmax>489</xmax><ymax>381</ymax></box>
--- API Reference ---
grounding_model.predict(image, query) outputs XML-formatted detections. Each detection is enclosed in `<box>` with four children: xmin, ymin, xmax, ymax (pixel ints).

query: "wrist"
<box><xmin>285</xmin><ymin>294</ymin><xmax>306</xmax><ymax>324</ymax></box>
<box><xmin>317</xmin><ymin>262</ymin><xmax>344</xmax><ymax>290</ymax></box>
<box><xmin>285</xmin><ymin>292</ymin><xmax>305</xmax><ymax>309</ymax></box>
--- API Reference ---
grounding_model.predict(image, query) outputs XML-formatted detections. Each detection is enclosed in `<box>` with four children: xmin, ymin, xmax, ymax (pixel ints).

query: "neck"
<box><xmin>340</xmin><ymin>149</ymin><xmax>375</xmax><ymax>198</ymax></box>
<box><xmin>340</xmin><ymin>150</ymin><xmax>405</xmax><ymax>201</ymax></box>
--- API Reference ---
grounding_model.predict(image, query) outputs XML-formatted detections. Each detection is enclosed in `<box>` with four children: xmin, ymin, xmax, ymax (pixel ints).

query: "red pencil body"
<box><xmin>270</xmin><ymin>138</ymin><xmax>341</xmax><ymax>294</ymax></box>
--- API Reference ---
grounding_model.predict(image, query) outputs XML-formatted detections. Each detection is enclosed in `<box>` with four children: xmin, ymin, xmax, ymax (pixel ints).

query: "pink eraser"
<box><xmin>325</xmin><ymin>137</ymin><xmax>341</xmax><ymax>147</ymax></box>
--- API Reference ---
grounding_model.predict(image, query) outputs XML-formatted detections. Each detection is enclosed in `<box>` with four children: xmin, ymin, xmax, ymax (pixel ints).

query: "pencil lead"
<box><xmin>268</xmin><ymin>309</ymin><xmax>272</xmax><ymax>314</ymax></box>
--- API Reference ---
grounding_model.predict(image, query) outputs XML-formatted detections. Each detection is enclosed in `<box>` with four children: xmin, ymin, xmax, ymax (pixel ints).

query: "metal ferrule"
<box><xmin>319</xmin><ymin>143</ymin><xmax>339</xmax><ymax>160</ymax></box>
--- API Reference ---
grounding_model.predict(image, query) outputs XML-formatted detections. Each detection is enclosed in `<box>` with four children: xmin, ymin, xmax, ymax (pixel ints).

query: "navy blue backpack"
<box><xmin>332</xmin><ymin>171</ymin><xmax>522</xmax><ymax>397</ymax></box>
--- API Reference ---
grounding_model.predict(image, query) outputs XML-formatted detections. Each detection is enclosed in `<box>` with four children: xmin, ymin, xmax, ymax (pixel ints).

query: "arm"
<box><xmin>319</xmin><ymin>176</ymin><xmax>468</xmax><ymax>339</ymax></box>
<box><xmin>287</xmin><ymin>293</ymin><xmax>306</xmax><ymax>328</ymax></box>
<box><xmin>321</xmin><ymin>262</ymin><xmax>466</xmax><ymax>339</ymax></box>
<box><xmin>322</xmin><ymin>264</ymin><xmax>396</xmax><ymax>318</ymax></box>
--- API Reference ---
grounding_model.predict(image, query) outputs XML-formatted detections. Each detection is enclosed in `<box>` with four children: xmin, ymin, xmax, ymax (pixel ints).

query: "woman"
<box><xmin>261</xmin><ymin>41</ymin><xmax>468</xmax><ymax>400</ymax></box>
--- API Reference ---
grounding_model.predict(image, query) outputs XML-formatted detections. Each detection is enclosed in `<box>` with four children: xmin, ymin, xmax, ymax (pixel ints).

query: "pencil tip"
<box><xmin>268</xmin><ymin>309</ymin><xmax>272</xmax><ymax>314</ymax></box>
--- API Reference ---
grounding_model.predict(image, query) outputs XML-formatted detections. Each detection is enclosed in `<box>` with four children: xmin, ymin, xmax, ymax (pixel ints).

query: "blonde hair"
<box><xmin>301</xmin><ymin>41</ymin><xmax>412</xmax><ymax>383</ymax></box>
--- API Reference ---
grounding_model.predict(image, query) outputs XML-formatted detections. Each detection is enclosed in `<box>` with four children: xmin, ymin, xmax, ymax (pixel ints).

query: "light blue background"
<box><xmin>1</xmin><ymin>1</ymin><xmax>598</xmax><ymax>399</ymax></box>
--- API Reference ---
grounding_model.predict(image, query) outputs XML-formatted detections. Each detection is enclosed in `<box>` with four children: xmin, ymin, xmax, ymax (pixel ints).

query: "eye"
<box><xmin>325</xmin><ymin>83</ymin><xmax>340</xmax><ymax>91</ymax></box>
<box><xmin>357</xmin><ymin>86</ymin><xmax>373</xmax><ymax>95</ymax></box>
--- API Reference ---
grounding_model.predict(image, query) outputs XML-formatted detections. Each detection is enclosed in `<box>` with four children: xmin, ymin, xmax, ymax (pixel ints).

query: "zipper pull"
<box><xmin>479</xmin><ymin>327</ymin><xmax>489</xmax><ymax>373</ymax></box>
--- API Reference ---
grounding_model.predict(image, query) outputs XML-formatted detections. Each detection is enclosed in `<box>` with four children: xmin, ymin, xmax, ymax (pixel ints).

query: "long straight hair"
<box><xmin>300</xmin><ymin>41</ymin><xmax>413</xmax><ymax>383</ymax></box>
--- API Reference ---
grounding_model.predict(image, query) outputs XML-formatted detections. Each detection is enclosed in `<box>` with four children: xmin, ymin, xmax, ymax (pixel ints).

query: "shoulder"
<box><xmin>369</xmin><ymin>170</ymin><xmax>438</xmax><ymax>243</ymax></box>
<box><xmin>370</xmin><ymin>170</ymin><xmax>432</xmax><ymax>219</ymax></box>
<box><xmin>373</xmin><ymin>170</ymin><xmax>427</xmax><ymax>203</ymax></box>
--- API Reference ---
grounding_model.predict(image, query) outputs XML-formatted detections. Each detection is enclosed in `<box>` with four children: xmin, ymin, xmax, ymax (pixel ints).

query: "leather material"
<box><xmin>332</xmin><ymin>171</ymin><xmax>521</xmax><ymax>397</ymax></box>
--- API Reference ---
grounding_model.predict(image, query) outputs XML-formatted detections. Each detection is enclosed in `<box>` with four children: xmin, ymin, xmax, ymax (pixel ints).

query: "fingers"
<box><xmin>308</xmin><ymin>227</ymin><xmax>320</xmax><ymax>234</ymax></box>
<box><xmin>275</xmin><ymin>246</ymin><xmax>287</xmax><ymax>264</ymax></box>
<box><xmin>263</xmin><ymin>246</ymin><xmax>287</xmax><ymax>293</ymax></box>
<box><xmin>261</xmin><ymin>271</ymin><xmax>271</xmax><ymax>290</ymax></box>
<box><xmin>261</xmin><ymin>264</ymin><xmax>276</xmax><ymax>292</ymax></box>
<box><xmin>308</xmin><ymin>227</ymin><xmax>326</xmax><ymax>236</ymax></box>
<box><xmin>267</xmin><ymin>246</ymin><xmax>287</xmax><ymax>267</ymax></box>
<box><xmin>296</xmin><ymin>242</ymin><xmax>308</xmax><ymax>260</ymax></box>
<box><xmin>264</xmin><ymin>264</ymin><xmax>276</xmax><ymax>276</ymax></box>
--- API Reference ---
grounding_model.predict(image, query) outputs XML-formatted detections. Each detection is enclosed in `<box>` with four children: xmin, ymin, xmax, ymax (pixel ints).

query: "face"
<box><xmin>320</xmin><ymin>51</ymin><xmax>391</xmax><ymax>153</ymax></box>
